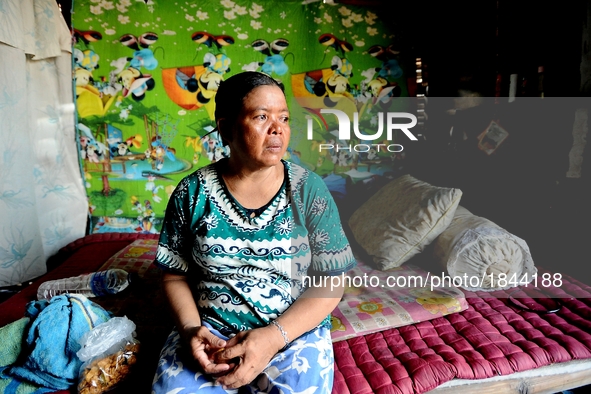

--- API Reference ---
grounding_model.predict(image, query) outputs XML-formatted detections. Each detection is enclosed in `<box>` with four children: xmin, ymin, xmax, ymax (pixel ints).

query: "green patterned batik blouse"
<box><xmin>155</xmin><ymin>159</ymin><xmax>356</xmax><ymax>334</ymax></box>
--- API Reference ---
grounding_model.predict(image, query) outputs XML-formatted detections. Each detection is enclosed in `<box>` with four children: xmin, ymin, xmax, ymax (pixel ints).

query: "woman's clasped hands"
<box><xmin>184</xmin><ymin>324</ymin><xmax>285</xmax><ymax>389</ymax></box>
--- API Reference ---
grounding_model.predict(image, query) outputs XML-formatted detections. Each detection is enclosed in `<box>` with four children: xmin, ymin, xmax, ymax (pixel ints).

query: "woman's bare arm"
<box><xmin>272</xmin><ymin>275</ymin><xmax>344</xmax><ymax>346</ymax></box>
<box><xmin>161</xmin><ymin>272</ymin><xmax>231</xmax><ymax>374</ymax></box>
<box><xmin>161</xmin><ymin>272</ymin><xmax>201</xmax><ymax>331</ymax></box>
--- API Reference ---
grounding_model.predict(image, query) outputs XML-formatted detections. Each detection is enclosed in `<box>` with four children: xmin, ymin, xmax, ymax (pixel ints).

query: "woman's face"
<box><xmin>226</xmin><ymin>84</ymin><xmax>290</xmax><ymax>170</ymax></box>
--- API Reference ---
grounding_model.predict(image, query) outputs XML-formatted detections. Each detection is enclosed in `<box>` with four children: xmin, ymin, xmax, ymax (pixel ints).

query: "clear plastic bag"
<box><xmin>76</xmin><ymin>316</ymin><xmax>140</xmax><ymax>394</ymax></box>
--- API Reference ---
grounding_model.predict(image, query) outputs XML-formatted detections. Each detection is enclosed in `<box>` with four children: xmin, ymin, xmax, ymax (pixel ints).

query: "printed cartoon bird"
<box><xmin>251</xmin><ymin>38</ymin><xmax>290</xmax><ymax>76</ymax></box>
<box><xmin>120</xmin><ymin>32</ymin><xmax>159</xmax><ymax>51</ymax></box>
<box><xmin>73</xmin><ymin>29</ymin><xmax>102</xmax><ymax>46</ymax></box>
<box><xmin>367</xmin><ymin>43</ymin><xmax>401</xmax><ymax>61</ymax></box>
<box><xmin>191</xmin><ymin>31</ymin><xmax>235</xmax><ymax>49</ymax></box>
<box><xmin>367</xmin><ymin>44</ymin><xmax>403</xmax><ymax>79</ymax></box>
<box><xmin>318</xmin><ymin>33</ymin><xmax>353</xmax><ymax>55</ymax></box>
<box><xmin>251</xmin><ymin>38</ymin><xmax>289</xmax><ymax>56</ymax></box>
<box><xmin>125</xmin><ymin>134</ymin><xmax>143</xmax><ymax>149</ymax></box>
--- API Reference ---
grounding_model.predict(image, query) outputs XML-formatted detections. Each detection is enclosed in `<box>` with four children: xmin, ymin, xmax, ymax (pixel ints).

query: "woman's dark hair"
<box><xmin>214</xmin><ymin>71</ymin><xmax>284</xmax><ymax>142</ymax></box>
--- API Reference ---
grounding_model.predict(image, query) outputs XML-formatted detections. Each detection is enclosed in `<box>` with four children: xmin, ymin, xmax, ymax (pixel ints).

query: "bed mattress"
<box><xmin>332</xmin><ymin>274</ymin><xmax>591</xmax><ymax>393</ymax></box>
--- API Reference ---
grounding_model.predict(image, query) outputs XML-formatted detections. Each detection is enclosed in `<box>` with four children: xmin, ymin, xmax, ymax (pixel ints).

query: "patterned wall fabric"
<box><xmin>72</xmin><ymin>0</ymin><xmax>411</xmax><ymax>234</ymax></box>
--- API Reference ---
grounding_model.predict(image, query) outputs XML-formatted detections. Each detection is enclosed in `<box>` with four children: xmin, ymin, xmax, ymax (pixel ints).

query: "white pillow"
<box><xmin>433</xmin><ymin>206</ymin><xmax>537</xmax><ymax>291</ymax></box>
<box><xmin>348</xmin><ymin>175</ymin><xmax>463</xmax><ymax>270</ymax></box>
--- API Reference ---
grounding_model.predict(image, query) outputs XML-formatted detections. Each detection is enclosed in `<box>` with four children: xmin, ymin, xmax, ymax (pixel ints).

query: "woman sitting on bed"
<box><xmin>152</xmin><ymin>71</ymin><xmax>356</xmax><ymax>393</ymax></box>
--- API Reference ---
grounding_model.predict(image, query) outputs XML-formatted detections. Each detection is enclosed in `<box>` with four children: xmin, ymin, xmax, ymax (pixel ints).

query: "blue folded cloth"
<box><xmin>1</xmin><ymin>294</ymin><xmax>111</xmax><ymax>391</ymax></box>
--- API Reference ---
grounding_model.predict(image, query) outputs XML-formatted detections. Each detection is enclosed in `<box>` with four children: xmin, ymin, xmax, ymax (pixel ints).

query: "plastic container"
<box><xmin>37</xmin><ymin>269</ymin><xmax>131</xmax><ymax>300</ymax></box>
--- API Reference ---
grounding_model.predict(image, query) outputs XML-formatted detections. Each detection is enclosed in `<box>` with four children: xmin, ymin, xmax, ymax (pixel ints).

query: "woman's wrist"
<box><xmin>179</xmin><ymin>323</ymin><xmax>202</xmax><ymax>341</ymax></box>
<box><xmin>270</xmin><ymin>320</ymin><xmax>290</xmax><ymax>351</ymax></box>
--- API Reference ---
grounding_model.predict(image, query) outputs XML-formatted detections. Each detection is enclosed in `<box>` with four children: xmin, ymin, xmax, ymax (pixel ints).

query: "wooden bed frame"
<box><xmin>429</xmin><ymin>359</ymin><xmax>591</xmax><ymax>394</ymax></box>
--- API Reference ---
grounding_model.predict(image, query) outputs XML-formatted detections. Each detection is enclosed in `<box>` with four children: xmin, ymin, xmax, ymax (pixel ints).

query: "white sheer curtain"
<box><xmin>0</xmin><ymin>0</ymin><xmax>88</xmax><ymax>286</ymax></box>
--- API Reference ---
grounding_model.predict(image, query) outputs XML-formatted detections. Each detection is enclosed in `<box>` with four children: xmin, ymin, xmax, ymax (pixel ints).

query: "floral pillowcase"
<box><xmin>99</xmin><ymin>238</ymin><xmax>159</xmax><ymax>277</ymax></box>
<box><xmin>330</xmin><ymin>259</ymin><xmax>468</xmax><ymax>342</ymax></box>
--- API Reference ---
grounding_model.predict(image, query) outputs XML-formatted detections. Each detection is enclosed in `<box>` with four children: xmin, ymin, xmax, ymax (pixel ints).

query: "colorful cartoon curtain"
<box><xmin>0</xmin><ymin>0</ymin><xmax>88</xmax><ymax>286</ymax></box>
<box><xmin>72</xmin><ymin>0</ymin><xmax>411</xmax><ymax>234</ymax></box>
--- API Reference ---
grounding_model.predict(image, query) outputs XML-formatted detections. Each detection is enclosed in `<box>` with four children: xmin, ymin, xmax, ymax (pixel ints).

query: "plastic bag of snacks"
<box><xmin>76</xmin><ymin>316</ymin><xmax>140</xmax><ymax>394</ymax></box>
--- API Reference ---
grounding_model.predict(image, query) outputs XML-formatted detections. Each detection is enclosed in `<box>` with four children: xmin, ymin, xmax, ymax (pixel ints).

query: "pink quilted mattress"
<box><xmin>332</xmin><ymin>272</ymin><xmax>591</xmax><ymax>393</ymax></box>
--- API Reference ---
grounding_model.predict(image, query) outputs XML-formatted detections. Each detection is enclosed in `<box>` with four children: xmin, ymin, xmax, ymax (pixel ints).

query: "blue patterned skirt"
<box><xmin>152</xmin><ymin>323</ymin><xmax>334</xmax><ymax>394</ymax></box>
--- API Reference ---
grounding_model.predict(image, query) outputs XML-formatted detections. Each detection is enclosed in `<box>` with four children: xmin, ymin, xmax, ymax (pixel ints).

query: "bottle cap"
<box><xmin>538</xmin><ymin>66</ymin><xmax>544</xmax><ymax>73</ymax></box>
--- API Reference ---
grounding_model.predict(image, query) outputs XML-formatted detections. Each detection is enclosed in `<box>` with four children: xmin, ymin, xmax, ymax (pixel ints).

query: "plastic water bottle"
<box><xmin>36</xmin><ymin>269</ymin><xmax>131</xmax><ymax>300</ymax></box>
